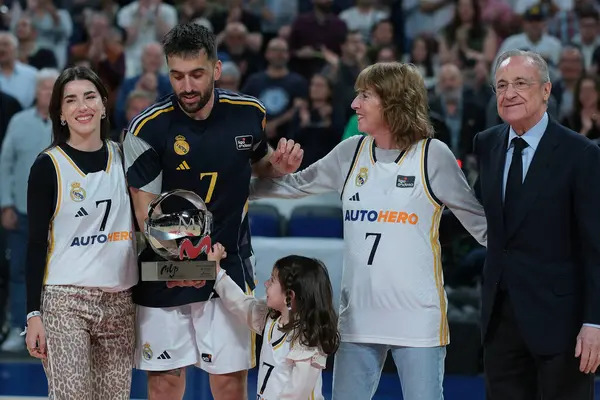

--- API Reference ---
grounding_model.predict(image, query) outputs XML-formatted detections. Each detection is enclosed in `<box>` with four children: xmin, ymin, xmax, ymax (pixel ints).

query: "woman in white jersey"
<box><xmin>206</xmin><ymin>243</ymin><xmax>339</xmax><ymax>399</ymax></box>
<box><xmin>24</xmin><ymin>66</ymin><xmax>138</xmax><ymax>399</ymax></box>
<box><xmin>250</xmin><ymin>62</ymin><xmax>488</xmax><ymax>400</ymax></box>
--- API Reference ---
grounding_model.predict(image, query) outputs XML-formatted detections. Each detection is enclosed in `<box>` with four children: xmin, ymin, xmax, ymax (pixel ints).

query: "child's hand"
<box><xmin>208</xmin><ymin>243</ymin><xmax>227</xmax><ymax>275</ymax></box>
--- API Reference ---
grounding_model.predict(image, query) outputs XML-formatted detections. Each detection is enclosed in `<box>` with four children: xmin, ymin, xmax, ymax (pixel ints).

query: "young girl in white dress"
<box><xmin>208</xmin><ymin>243</ymin><xmax>340</xmax><ymax>400</ymax></box>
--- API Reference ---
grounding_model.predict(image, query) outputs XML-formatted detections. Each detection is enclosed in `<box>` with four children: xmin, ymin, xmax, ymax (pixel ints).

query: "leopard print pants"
<box><xmin>41</xmin><ymin>285</ymin><xmax>136</xmax><ymax>400</ymax></box>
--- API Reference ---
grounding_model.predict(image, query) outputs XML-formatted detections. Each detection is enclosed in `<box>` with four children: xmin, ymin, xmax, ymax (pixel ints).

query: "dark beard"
<box><xmin>177</xmin><ymin>82</ymin><xmax>214</xmax><ymax>114</ymax></box>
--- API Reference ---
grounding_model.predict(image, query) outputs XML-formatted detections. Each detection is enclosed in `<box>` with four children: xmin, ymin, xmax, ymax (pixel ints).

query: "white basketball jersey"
<box><xmin>340</xmin><ymin>137</ymin><xmax>448</xmax><ymax>347</ymax></box>
<box><xmin>257</xmin><ymin>317</ymin><xmax>324</xmax><ymax>400</ymax></box>
<box><xmin>44</xmin><ymin>142</ymin><xmax>138</xmax><ymax>291</ymax></box>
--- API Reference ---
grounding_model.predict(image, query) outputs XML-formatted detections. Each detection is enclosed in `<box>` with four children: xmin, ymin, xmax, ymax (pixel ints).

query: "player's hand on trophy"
<box><xmin>270</xmin><ymin>138</ymin><xmax>303</xmax><ymax>175</ymax></box>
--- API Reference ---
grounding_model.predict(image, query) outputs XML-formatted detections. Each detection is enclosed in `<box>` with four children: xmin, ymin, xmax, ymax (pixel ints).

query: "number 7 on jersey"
<box><xmin>199</xmin><ymin>172</ymin><xmax>218</xmax><ymax>203</ymax></box>
<box><xmin>365</xmin><ymin>232</ymin><xmax>381</xmax><ymax>266</ymax></box>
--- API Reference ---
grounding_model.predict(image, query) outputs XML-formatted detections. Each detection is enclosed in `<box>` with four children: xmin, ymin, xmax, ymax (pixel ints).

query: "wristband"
<box><xmin>26</xmin><ymin>311</ymin><xmax>41</xmax><ymax>321</ymax></box>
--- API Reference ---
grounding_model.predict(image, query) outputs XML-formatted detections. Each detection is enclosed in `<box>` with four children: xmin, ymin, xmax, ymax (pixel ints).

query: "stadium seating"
<box><xmin>287</xmin><ymin>205</ymin><xmax>344</xmax><ymax>238</ymax></box>
<box><xmin>248</xmin><ymin>203</ymin><xmax>283</xmax><ymax>237</ymax></box>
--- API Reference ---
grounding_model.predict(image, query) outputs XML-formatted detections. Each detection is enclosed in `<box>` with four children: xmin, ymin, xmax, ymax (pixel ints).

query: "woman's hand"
<box><xmin>25</xmin><ymin>316</ymin><xmax>47</xmax><ymax>360</ymax></box>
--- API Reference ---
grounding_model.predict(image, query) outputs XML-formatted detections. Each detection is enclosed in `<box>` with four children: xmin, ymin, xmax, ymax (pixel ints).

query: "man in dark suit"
<box><xmin>476</xmin><ymin>49</ymin><xmax>600</xmax><ymax>399</ymax></box>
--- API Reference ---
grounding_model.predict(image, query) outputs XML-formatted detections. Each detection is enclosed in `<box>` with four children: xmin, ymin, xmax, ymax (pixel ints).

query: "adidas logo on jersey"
<box><xmin>348</xmin><ymin>193</ymin><xmax>360</xmax><ymax>201</ymax></box>
<box><xmin>176</xmin><ymin>161</ymin><xmax>191</xmax><ymax>170</ymax></box>
<box><xmin>74</xmin><ymin>207</ymin><xmax>89</xmax><ymax>217</ymax></box>
<box><xmin>157</xmin><ymin>351</ymin><xmax>171</xmax><ymax>360</ymax></box>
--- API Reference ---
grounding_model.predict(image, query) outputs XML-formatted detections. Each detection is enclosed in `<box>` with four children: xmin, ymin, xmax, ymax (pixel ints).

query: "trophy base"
<box><xmin>141</xmin><ymin>261</ymin><xmax>217</xmax><ymax>281</ymax></box>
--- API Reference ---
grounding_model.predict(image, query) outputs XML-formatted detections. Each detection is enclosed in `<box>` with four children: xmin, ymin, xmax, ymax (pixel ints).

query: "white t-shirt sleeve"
<box><xmin>426</xmin><ymin>139</ymin><xmax>487</xmax><ymax>246</ymax></box>
<box><xmin>213</xmin><ymin>272</ymin><xmax>269</xmax><ymax>334</ymax></box>
<box><xmin>279</xmin><ymin>345</ymin><xmax>327</xmax><ymax>399</ymax></box>
<box><xmin>249</xmin><ymin>136</ymin><xmax>363</xmax><ymax>200</ymax></box>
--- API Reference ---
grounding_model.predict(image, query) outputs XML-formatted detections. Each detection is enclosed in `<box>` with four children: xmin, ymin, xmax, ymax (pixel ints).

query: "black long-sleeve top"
<box><xmin>26</xmin><ymin>142</ymin><xmax>109</xmax><ymax>314</ymax></box>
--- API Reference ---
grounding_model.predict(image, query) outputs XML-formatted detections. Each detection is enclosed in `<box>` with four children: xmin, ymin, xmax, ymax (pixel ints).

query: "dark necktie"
<box><xmin>504</xmin><ymin>137</ymin><xmax>528</xmax><ymax>222</ymax></box>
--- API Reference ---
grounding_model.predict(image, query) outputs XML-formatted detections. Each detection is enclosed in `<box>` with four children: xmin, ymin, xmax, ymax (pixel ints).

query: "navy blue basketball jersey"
<box><xmin>123</xmin><ymin>89</ymin><xmax>268</xmax><ymax>308</ymax></box>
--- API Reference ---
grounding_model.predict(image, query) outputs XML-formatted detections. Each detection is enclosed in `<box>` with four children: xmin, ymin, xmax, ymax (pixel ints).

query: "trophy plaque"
<box><xmin>140</xmin><ymin>189</ymin><xmax>217</xmax><ymax>281</ymax></box>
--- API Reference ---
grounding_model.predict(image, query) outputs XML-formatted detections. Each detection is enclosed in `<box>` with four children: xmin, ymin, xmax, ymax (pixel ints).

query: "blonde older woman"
<box><xmin>250</xmin><ymin>62</ymin><xmax>487</xmax><ymax>400</ymax></box>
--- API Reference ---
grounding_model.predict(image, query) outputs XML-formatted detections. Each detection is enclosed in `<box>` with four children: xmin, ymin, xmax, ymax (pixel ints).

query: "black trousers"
<box><xmin>484</xmin><ymin>291</ymin><xmax>594</xmax><ymax>400</ymax></box>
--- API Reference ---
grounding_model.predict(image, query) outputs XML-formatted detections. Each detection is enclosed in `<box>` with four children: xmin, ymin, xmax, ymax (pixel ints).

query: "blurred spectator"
<box><xmin>404</xmin><ymin>0</ymin><xmax>455</xmax><ymax>41</ymax></box>
<box><xmin>402</xmin><ymin>33</ymin><xmax>439</xmax><ymax>88</ymax></box>
<box><xmin>113</xmin><ymin>41</ymin><xmax>168</xmax><ymax>131</ymax></box>
<box><xmin>366</xmin><ymin>18</ymin><xmax>396</xmax><ymax>60</ymax></box>
<box><xmin>0</xmin><ymin>31</ymin><xmax>37</xmax><ymax>108</ymax></box>
<box><xmin>0</xmin><ymin>90</ymin><xmax>21</xmax><ymax>144</ymax></box>
<box><xmin>0</xmin><ymin>68</ymin><xmax>57</xmax><ymax>352</ymax></box>
<box><xmin>552</xmin><ymin>46</ymin><xmax>584</xmax><ymax>120</ymax></box>
<box><xmin>217</xmin><ymin>21</ymin><xmax>262</xmax><ymax>85</ymax></box>
<box><xmin>288</xmin><ymin>0</ymin><xmax>348</xmax><ymax>79</ymax></box>
<box><xmin>217</xmin><ymin>60</ymin><xmax>241</xmax><ymax>91</ymax></box>
<box><xmin>242</xmin><ymin>37</ymin><xmax>308</xmax><ymax>146</ymax></box>
<box><xmin>437</xmin><ymin>0</ymin><xmax>498</xmax><ymax>70</ymax></box>
<box><xmin>569</xmin><ymin>5</ymin><xmax>600</xmax><ymax>71</ymax></box>
<box><xmin>495</xmin><ymin>5</ymin><xmax>562</xmax><ymax>69</ymax></box>
<box><xmin>374</xmin><ymin>44</ymin><xmax>397</xmax><ymax>62</ymax></box>
<box><xmin>547</xmin><ymin>0</ymin><xmax>598</xmax><ymax>44</ymax></box>
<box><xmin>14</xmin><ymin>15</ymin><xmax>57</xmax><ymax>69</ymax></box>
<box><xmin>479</xmin><ymin>0</ymin><xmax>515</xmax><ymax>34</ymax></box>
<box><xmin>429</xmin><ymin>63</ymin><xmax>485</xmax><ymax>159</ymax></box>
<box><xmin>468</xmin><ymin>59</ymin><xmax>494</xmax><ymax>105</ymax></box>
<box><xmin>249</xmin><ymin>0</ymin><xmax>298</xmax><ymax>43</ymax></box>
<box><xmin>339</xmin><ymin>0</ymin><xmax>389</xmax><ymax>41</ymax></box>
<box><xmin>116</xmin><ymin>88</ymin><xmax>156</xmax><ymax>140</ymax></box>
<box><xmin>211</xmin><ymin>0</ymin><xmax>261</xmax><ymax>34</ymax></box>
<box><xmin>341</xmin><ymin>113</ymin><xmax>362</xmax><ymax>140</ymax></box>
<box><xmin>322</xmin><ymin>30</ymin><xmax>368</xmax><ymax>122</ymax></box>
<box><xmin>291</xmin><ymin>73</ymin><xmax>343</xmax><ymax>169</ymax></box>
<box><xmin>177</xmin><ymin>0</ymin><xmax>222</xmax><ymax>26</ymax></box>
<box><xmin>70</xmin><ymin>11</ymin><xmax>125</xmax><ymax>117</ymax></box>
<box><xmin>562</xmin><ymin>74</ymin><xmax>600</xmax><ymax>140</ymax></box>
<box><xmin>15</xmin><ymin>0</ymin><xmax>72</xmax><ymax>69</ymax></box>
<box><xmin>116</xmin><ymin>0</ymin><xmax>177</xmax><ymax>77</ymax></box>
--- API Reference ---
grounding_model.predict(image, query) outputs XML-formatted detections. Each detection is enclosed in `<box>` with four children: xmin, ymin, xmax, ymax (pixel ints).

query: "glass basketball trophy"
<box><xmin>140</xmin><ymin>189</ymin><xmax>217</xmax><ymax>281</ymax></box>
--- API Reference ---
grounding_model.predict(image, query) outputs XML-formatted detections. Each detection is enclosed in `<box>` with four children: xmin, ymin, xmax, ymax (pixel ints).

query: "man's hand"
<box><xmin>270</xmin><ymin>138</ymin><xmax>303</xmax><ymax>175</ymax></box>
<box><xmin>575</xmin><ymin>325</ymin><xmax>600</xmax><ymax>373</ymax></box>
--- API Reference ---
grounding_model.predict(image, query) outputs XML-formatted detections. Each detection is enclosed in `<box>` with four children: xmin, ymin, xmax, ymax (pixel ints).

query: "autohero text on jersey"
<box><xmin>344</xmin><ymin>209</ymin><xmax>419</xmax><ymax>225</ymax></box>
<box><xmin>70</xmin><ymin>231</ymin><xmax>134</xmax><ymax>247</ymax></box>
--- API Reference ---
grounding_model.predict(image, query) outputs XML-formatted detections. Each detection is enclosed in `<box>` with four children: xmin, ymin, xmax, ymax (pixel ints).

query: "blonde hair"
<box><xmin>355</xmin><ymin>62</ymin><xmax>433</xmax><ymax>150</ymax></box>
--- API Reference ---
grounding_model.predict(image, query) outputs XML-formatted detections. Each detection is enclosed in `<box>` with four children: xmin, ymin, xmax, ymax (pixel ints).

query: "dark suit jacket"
<box><xmin>475</xmin><ymin>118</ymin><xmax>600</xmax><ymax>356</ymax></box>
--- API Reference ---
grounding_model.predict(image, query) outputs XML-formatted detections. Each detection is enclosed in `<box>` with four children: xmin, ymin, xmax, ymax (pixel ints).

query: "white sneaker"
<box><xmin>1</xmin><ymin>327</ymin><xmax>26</xmax><ymax>352</ymax></box>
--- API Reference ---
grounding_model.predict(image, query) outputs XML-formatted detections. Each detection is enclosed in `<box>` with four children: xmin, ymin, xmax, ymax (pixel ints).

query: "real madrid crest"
<box><xmin>69</xmin><ymin>182</ymin><xmax>86</xmax><ymax>202</ymax></box>
<box><xmin>174</xmin><ymin>135</ymin><xmax>189</xmax><ymax>156</ymax></box>
<box><xmin>142</xmin><ymin>342</ymin><xmax>153</xmax><ymax>361</ymax></box>
<box><xmin>355</xmin><ymin>167</ymin><xmax>369</xmax><ymax>187</ymax></box>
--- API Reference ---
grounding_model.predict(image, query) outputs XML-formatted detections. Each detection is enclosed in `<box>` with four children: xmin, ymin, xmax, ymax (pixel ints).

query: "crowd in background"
<box><xmin>0</xmin><ymin>0</ymin><xmax>599</xmax><ymax>354</ymax></box>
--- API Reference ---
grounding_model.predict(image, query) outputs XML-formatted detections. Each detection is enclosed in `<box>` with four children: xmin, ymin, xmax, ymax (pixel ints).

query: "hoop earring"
<box><xmin>101</xmin><ymin>112</ymin><xmax>106</xmax><ymax>119</ymax></box>
<box><xmin>61</xmin><ymin>120</ymin><xmax>66</xmax><ymax>126</ymax></box>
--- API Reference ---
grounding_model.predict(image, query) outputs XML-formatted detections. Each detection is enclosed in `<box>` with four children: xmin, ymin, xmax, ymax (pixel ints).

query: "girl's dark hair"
<box><xmin>270</xmin><ymin>255</ymin><xmax>340</xmax><ymax>355</ymax></box>
<box><xmin>48</xmin><ymin>66</ymin><xmax>110</xmax><ymax>148</ymax></box>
